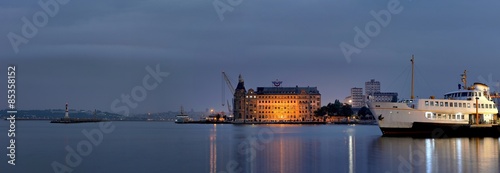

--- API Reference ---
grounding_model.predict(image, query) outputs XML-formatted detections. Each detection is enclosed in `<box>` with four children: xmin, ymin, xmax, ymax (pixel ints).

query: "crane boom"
<box><xmin>222</xmin><ymin>71</ymin><xmax>235</xmax><ymax>95</ymax></box>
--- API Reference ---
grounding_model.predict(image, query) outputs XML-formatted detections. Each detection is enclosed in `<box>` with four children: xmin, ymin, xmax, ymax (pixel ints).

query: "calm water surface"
<box><xmin>1</xmin><ymin>121</ymin><xmax>499</xmax><ymax>173</ymax></box>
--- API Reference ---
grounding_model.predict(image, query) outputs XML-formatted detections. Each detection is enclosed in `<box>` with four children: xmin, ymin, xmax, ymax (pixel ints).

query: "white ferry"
<box><xmin>175</xmin><ymin>106</ymin><xmax>191</xmax><ymax>123</ymax></box>
<box><xmin>368</xmin><ymin>56</ymin><xmax>500</xmax><ymax>137</ymax></box>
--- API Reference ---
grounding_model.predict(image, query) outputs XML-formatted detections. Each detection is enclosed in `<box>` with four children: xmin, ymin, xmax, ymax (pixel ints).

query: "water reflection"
<box><xmin>209</xmin><ymin>125</ymin><xmax>500</xmax><ymax>173</ymax></box>
<box><xmin>210</xmin><ymin>124</ymin><xmax>217</xmax><ymax>173</ymax></box>
<box><xmin>369</xmin><ymin>137</ymin><xmax>499</xmax><ymax>173</ymax></box>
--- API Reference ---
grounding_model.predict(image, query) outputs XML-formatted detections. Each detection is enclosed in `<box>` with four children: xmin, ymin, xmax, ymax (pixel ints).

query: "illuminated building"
<box><xmin>233</xmin><ymin>76</ymin><xmax>321</xmax><ymax>121</ymax></box>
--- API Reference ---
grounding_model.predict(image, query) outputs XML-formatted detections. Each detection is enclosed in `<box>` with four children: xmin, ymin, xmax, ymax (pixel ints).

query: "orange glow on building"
<box><xmin>233</xmin><ymin>76</ymin><xmax>321</xmax><ymax>121</ymax></box>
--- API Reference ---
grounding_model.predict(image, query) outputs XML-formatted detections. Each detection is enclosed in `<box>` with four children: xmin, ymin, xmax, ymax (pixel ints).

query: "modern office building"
<box><xmin>350</xmin><ymin>87</ymin><xmax>365</xmax><ymax>108</ymax></box>
<box><xmin>233</xmin><ymin>76</ymin><xmax>321</xmax><ymax>121</ymax></box>
<box><xmin>365</xmin><ymin>79</ymin><xmax>381</xmax><ymax>96</ymax></box>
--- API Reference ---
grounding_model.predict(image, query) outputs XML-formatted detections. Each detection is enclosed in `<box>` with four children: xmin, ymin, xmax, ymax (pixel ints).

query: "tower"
<box><xmin>64</xmin><ymin>103</ymin><xmax>69</xmax><ymax>118</ymax></box>
<box><xmin>233</xmin><ymin>74</ymin><xmax>246</xmax><ymax>120</ymax></box>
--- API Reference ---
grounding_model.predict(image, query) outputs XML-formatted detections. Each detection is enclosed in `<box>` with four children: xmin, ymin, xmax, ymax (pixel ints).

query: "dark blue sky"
<box><xmin>1</xmin><ymin>0</ymin><xmax>500</xmax><ymax>115</ymax></box>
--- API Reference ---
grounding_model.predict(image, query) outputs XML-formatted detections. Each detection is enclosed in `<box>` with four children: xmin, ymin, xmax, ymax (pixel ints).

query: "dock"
<box><xmin>50</xmin><ymin>118</ymin><xmax>104</xmax><ymax>124</ymax></box>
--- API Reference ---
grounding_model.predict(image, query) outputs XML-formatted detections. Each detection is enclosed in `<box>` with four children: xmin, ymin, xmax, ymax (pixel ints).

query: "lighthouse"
<box><xmin>64</xmin><ymin>103</ymin><xmax>69</xmax><ymax>118</ymax></box>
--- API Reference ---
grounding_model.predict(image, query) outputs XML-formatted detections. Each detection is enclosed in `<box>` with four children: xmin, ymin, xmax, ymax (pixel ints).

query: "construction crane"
<box><xmin>222</xmin><ymin>71</ymin><xmax>235</xmax><ymax>117</ymax></box>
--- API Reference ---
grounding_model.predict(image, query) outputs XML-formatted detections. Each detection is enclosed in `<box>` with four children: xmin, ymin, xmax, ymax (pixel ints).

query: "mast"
<box><xmin>411</xmin><ymin>55</ymin><xmax>415</xmax><ymax>99</ymax></box>
<box><xmin>461</xmin><ymin>70</ymin><xmax>467</xmax><ymax>90</ymax></box>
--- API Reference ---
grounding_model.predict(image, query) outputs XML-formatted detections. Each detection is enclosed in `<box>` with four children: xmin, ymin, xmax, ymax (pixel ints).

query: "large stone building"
<box><xmin>233</xmin><ymin>76</ymin><xmax>321</xmax><ymax>121</ymax></box>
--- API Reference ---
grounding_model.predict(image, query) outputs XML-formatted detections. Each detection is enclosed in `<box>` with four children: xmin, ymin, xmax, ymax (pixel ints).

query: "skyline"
<box><xmin>1</xmin><ymin>1</ymin><xmax>500</xmax><ymax>114</ymax></box>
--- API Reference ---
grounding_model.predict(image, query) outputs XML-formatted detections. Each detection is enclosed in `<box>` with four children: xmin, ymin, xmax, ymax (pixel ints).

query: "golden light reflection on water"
<box><xmin>209</xmin><ymin>124</ymin><xmax>216</xmax><ymax>173</ymax></box>
<box><xmin>209</xmin><ymin>126</ymin><xmax>500</xmax><ymax>173</ymax></box>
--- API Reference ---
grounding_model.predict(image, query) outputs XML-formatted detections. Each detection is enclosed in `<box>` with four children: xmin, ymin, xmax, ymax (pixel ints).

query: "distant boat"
<box><xmin>175</xmin><ymin>106</ymin><xmax>192</xmax><ymax>123</ymax></box>
<box><xmin>368</xmin><ymin>56</ymin><xmax>500</xmax><ymax>137</ymax></box>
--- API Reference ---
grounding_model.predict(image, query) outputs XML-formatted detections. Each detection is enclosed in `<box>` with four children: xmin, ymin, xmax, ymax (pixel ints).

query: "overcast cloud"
<box><xmin>1</xmin><ymin>0</ymin><xmax>500</xmax><ymax>114</ymax></box>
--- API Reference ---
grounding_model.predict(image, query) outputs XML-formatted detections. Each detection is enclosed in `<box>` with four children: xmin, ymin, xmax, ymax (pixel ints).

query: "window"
<box><xmin>440</xmin><ymin>102</ymin><xmax>444</xmax><ymax>107</ymax></box>
<box><xmin>450</xmin><ymin>102</ymin><xmax>454</xmax><ymax>107</ymax></box>
<box><xmin>473</xmin><ymin>103</ymin><xmax>476</xmax><ymax>108</ymax></box>
<box><xmin>459</xmin><ymin>103</ymin><xmax>462</xmax><ymax>107</ymax></box>
<box><xmin>461</xmin><ymin>115</ymin><xmax>464</xmax><ymax>119</ymax></box>
<box><xmin>467</xmin><ymin>103</ymin><xmax>471</xmax><ymax>108</ymax></box>
<box><xmin>426</xmin><ymin>112</ymin><xmax>432</xmax><ymax>119</ymax></box>
<box><xmin>445</xmin><ymin>102</ymin><xmax>449</xmax><ymax>107</ymax></box>
<box><xmin>430</xmin><ymin>101</ymin><xmax>434</xmax><ymax>106</ymax></box>
<box><xmin>454</xmin><ymin>102</ymin><xmax>458</xmax><ymax>107</ymax></box>
<box><xmin>425</xmin><ymin>101</ymin><xmax>429</xmax><ymax>106</ymax></box>
<box><xmin>461</xmin><ymin>92</ymin><xmax>467</xmax><ymax>97</ymax></box>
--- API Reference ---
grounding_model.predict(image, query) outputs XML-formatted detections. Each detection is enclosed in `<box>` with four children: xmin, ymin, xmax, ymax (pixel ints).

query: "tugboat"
<box><xmin>175</xmin><ymin>106</ymin><xmax>191</xmax><ymax>123</ymax></box>
<box><xmin>368</xmin><ymin>56</ymin><xmax>500</xmax><ymax>137</ymax></box>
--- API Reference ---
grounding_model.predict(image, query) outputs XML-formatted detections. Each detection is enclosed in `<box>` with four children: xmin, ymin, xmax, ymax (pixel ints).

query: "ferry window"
<box><xmin>461</xmin><ymin>115</ymin><xmax>464</xmax><ymax>119</ymax></box>
<box><xmin>475</xmin><ymin>92</ymin><xmax>478</xmax><ymax>97</ymax></box>
<box><xmin>481</xmin><ymin>104</ymin><xmax>484</xmax><ymax>108</ymax></box>
<box><xmin>425</xmin><ymin>101</ymin><xmax>429</xmax><ymax>106</ymax></box>
<box><xmin>454</xmin><ymin>102</ymin><xmax>458</xmax><ymax>107</ymax></box>
<box><xmin>473</xmin><ymin>103</ymin><xmax>476</xmax><ymax>108</ymax></box>
<box><xmin>468</xmin><ymin>92</ymin><xmax>472</xmax><ymax>97</ymax></box>
<box><xmin>430</xmin><ymin>101</ymin><xmax>434</xmax><ymax>106</ymax></box>
<box><xmin>435</xmin><ymin>101</ymin><xmax>439</xmax><ymax>106</ymax></box>
<box><xmin>450</xmin><ymin>102</ymin><xmax>454</xmax><ymax>107</ymax></box>
<box><xmin>467</xmin><ymin>103</ymin><xmax>471</xmax><ymax>108</ymax></box>
<box><xmin>445</xmin><ymin>102</ymin><xmax>449</xmax><ymax>107</ymax></box>
<box><xmin>479</xmin><ymin>92</ymin><xmax>482</xmax><ymax>97</ymax></box>
<box><xmin>461</xmin><ymin>92</ymin><xmax>467</xmax><ymax>97</ymax></box>
<box><xmin>459</xmin><ymin>103</ymin><xmax>462</xmax><ymax>107</ymax></box>
<box><xmin>440</xmin><ymin>102</ymin><xmax>444</xmax><ymax>107</ymax></box>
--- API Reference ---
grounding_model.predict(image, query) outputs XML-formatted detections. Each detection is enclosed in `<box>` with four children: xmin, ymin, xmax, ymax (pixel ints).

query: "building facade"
<box><xmin>372</xmin><ymin>92</ymin><xmax>398</xmax><ymax>102</ymax></box>
<box><xmin>233</xmin><ymin>76</ymin><xmax>321</xmax><ymax>121</ymax></box>
<box><xmin>351</xmin><ymin>87</ymin><xmax>365</xmax><ymax>108</ymax></box>
<box><xmin>365</xmin><ymin>79</ymin><xmax>381</xmax><ymax>96</ymax></box>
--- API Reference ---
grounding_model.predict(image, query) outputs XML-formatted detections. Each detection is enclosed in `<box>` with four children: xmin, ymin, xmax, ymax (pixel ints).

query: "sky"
<box><xmin>1</xmin><ymin>0</ymin><xmax>500</xmax><ymax>115</ymax></box>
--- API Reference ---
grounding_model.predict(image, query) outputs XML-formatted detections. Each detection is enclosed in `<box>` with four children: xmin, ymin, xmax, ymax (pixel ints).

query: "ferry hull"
<box><xmin>380</xmin><ymin>122</ymin><xmax>500</xmax><ymax>137</ymax></box>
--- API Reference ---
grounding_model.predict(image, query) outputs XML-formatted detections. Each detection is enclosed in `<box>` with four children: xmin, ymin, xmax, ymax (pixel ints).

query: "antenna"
<box><xmin>411</xmin><ymin>55</ymin><xmax>415</xmax><ymax>99</ymax></box>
